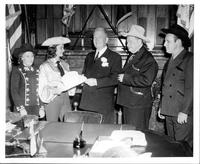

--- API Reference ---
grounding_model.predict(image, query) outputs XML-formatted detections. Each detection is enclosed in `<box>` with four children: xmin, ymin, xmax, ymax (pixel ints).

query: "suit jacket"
<box><xmin>10</xmin><ymin>64</ymin><xmax>41</xmax><ymax>108</ymax></box>
<box><xmin>117</xmin><ymin>46</ymin><xmax>158</xmax><ymax>108</ymax></box>
<box><xmin>79</xmin><ymin>48</ymin><xmax>122</xmax><ymax>112</ymax></box>
<box><xmin>160</xmin><ymin>49</ymin><xmax>193</xmax><ymax>117</ymax></box>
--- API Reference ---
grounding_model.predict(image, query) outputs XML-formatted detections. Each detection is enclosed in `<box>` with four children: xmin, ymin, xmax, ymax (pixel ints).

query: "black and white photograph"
<box><xmin>1</xmin><ymin>0</ymin><xmax>199</xmax><ymax>163</ymax></box>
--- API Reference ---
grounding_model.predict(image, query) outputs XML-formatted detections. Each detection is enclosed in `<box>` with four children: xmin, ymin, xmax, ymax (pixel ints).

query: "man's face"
<box><xmin>164</xmin><ymin>33</ymin><xmax>178</xmax><ymax>54</ymax></box>
<box><xmin>126</xmin><ymin>36</ymin><xmax>142</xmax><ymax>53</ymax></box>
<box><xmin>93</xmin><ymin>30</ymin><xmax>108</xmax><ymax>50</ymax></box>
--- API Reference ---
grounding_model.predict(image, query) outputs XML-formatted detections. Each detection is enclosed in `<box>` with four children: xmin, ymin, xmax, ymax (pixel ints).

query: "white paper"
<box><xmin>89</xmin><ymin>137</ymin><xmax>129</xmax><ymax>157</ymax></box>
<box><xmin>6</xmin><ymin>122</ymin><xmax>16</xmax><ymax>132</ymax></box>
<box><xmin>61</xmin><ymin>71</ymin><xmax>86</xmax><ymax>91</ymax></box>
<box><xmin>110</xmin><ymin>130</ymin><xmax>147</xmax><ymax>146</ymax></box>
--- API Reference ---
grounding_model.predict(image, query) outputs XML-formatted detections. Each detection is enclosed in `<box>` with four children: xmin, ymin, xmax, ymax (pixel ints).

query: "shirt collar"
<box><xmin>96</xmin><ymin>46</ymin><xmax>107</xmax><ymax>58</ymax></box>
<box><xmin>50</xmin><ymin>58</ymin><xmax>60</xmax><ymax>65</ymax></box>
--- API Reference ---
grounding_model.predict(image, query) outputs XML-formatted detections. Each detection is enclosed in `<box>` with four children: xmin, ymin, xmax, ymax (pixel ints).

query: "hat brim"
<box><xmin>13</xmin><ymin>47</ymin><xmax>37</xmax><ymax>58</ymax></box>
<box><xmin>161</xmin><ymin>28</ymin><xmax>191</xmax><ymax>47</ymax></box>
<box><xmin>121</xmin><ymin>32</ymin><xmax>150</xmax><ymax>43</ymax></box>
<box><xmin>42</xmin><ymin>37</ymin><xmax>71</xmax><ymax>46</ymax></box>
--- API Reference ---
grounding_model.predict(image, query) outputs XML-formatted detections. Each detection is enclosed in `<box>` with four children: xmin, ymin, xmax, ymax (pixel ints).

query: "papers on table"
<box><xmin>6</xmin><ymin>122</ymin><xmax>16</xmax><ymax>132</ymax></box>
<box><xmin>110</xmin><ymin>130</ymin><xmax>147</xmax><ymax>146</ymax></box>
<box><xmin>61</xmin><ymin>71</ymin><xmax>86</xmax><ymax>91</ymax></box>
<box><xmin>89</xmin><ymin>130</ymin><xmax>150</xmax><ymax>158</ymax></box>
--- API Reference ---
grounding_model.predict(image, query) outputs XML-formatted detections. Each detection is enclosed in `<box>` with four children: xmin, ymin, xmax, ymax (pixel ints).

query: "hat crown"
<box><xmin>21</xmin><ymin>43</ymin><xmax>34</xmax><ymax>51</ymax></box>
<box><xmin>42</xmin><ymin>36</ymin><xmax>71</xmax><ymax>47</ymax></box>
<box><xmin>129</xmin><ymin>25</ymin><xmax>145</xmax><ymax>36</ymax></box>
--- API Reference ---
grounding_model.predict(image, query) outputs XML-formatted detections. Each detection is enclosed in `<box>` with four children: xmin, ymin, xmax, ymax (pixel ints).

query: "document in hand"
<box><xmin>61</xmin><ymin>71</ymin><xmax>87</xmax><ymax>91</ymax></box>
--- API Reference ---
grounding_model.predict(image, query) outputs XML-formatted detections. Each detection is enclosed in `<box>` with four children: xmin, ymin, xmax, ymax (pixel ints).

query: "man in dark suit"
<box><xmin>158</xmin><ymin>24</ymin><xmax>193</xmax><ymax>149</ymax></box>
<box><xmin>117</xmin><ymin>25</ymin><xmax>158</xmax><ymax>130</ymax></box>
<box><xmin>79</xmin><ymin>27</ymin><xmax>122</xmax><ymax>123</ymax></box>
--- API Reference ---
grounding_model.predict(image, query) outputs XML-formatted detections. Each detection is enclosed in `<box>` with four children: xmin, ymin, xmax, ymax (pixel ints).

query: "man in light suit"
<box><xmin>79</xmin><ymin>27</ymin><xmax>122</xmax><ymax>123</ymax></box>
<box><xmin>158</xmin><ymin>24</ymin><xmax>193</xmax><ymax>149</ymax></box>
<box><xmin>117</xmin><ymin>25</ymin><xmax>158</xmax><ymax>130</ymax></box>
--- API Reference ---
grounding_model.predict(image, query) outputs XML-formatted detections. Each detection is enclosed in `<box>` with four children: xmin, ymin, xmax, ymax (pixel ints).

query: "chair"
<box><xmin>63</xmin><ymin>111</ymin><xmax>103</xmax><ymax>124</ymax></box>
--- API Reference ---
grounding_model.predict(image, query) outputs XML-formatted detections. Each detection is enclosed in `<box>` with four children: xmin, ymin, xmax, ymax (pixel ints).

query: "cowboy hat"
<box><xmin>13</xmin><ymin>43</ymin><xmax>36</xmax><ymax>58</ymax></box>
<box><xmin>161</xmin><ymin>24</ymin><xmax>191</xmax><ymax>47</ymax></box>
<box><xmin>120</xmin><ymin>25</ymin><xmax>150</xmax><ymax>43</ymax></box>
<box><xmin>42</xmin><ymin>36</ymin><xmax>71</xmax><ymax>47</ymax></box>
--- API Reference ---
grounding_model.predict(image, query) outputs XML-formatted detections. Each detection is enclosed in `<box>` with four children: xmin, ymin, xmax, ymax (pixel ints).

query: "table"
<box><xmin>14</xmin><ymin>121</ymin><xmax>192</xmax><ymax>157</ymax></box>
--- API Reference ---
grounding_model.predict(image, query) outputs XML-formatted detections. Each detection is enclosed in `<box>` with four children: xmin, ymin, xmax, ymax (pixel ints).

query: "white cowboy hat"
<box><xmin>120</xmin><ymin>25</ymin><xmax>150</xmax><ymax>43</ymax></box>
<box><xmin>42</xmin><ymin>36</ymin><xmax>71</xmax><ymax>47</ymax></box>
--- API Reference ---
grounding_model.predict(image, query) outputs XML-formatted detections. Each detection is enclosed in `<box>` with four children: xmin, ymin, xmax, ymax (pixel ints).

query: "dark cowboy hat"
<box><xmin>160</xmin><ymin>24</ymin><xmax>191</xmax><ymax>47</ymax></box>
<box><xmin>13</xmin><ymin>43</ymin><xmax>37</xmax><ymax>58</ymax></box>
<box><xmin>161</xmin><ymin>24</ymin><xmax>191</xmax><ymax>48</ymax></box>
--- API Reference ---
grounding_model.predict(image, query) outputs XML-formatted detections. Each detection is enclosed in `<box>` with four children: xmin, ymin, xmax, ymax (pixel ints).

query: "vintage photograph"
<box><xmin>3</xmin><ymin>2</ymin><xmax>199</xmax><ymax>163</ymax></box>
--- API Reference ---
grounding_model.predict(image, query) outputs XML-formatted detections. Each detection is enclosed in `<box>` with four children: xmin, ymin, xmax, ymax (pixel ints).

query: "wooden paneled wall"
<box><xmin>33</xmin><ymin>5</ymin><xmax>177</xmax><ymax>51</ymax></box>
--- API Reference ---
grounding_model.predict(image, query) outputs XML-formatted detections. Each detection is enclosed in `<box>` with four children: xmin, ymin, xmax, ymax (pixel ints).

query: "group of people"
<box><xmin>10</xmin><ymin>24</ymin><xmax>193</xmax><ymax>149</ymax></box>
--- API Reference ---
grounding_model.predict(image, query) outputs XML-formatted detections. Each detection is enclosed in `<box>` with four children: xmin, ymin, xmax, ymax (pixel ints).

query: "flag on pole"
<box><xmin>6</xmin><ymin>4</ymin><xmax>22</xmax><ymax>55</ymax></box>
<box><xmin>116</xmin><ymin>5</ymin><xmax>132</xmax><ymax>27</ymax></box>
<box><xmin>177</xmin><ymin>5</ymin><xmax>194</xmax><ymax>38</ymax></box>
<box><xmin>6</xmin><ymin>4</ymin><xmax>22</xmax><ymax>109</ymax></box>
<box><xmin>62</xmin><ymin>5</ymin><xmax>75</xmax><ymax>27</ymax></box>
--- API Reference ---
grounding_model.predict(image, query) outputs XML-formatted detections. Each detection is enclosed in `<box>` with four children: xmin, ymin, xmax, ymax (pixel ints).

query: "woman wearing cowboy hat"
<box><xmin>117</xmin><ymin>25</ymin><xmax>158</xmax><ymax>130</ymax></box>
<box><xmin>10</xmin><ymin>43</ymin><xmax>45</xmax><ymax>118</ymax></box>
<box><xmin>38</xmin><ymin>36</ymin><xmax>72</xmax><ymax>121</ymax></box>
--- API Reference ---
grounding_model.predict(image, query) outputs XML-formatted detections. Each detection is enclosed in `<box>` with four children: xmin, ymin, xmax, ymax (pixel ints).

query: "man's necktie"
<box><xmin>94</xmin><ymin>51</ymin><xmax>99</xmax><ymax>61</ymax></box>
<box><xmin>56</xmin><ymin>61</ymin><xmax>65</xmax><ymax>76</ymax></box>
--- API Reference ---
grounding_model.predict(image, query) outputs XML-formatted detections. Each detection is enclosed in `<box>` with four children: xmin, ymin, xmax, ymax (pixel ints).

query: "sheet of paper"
<box><xmin>110</xmin><ymin>130</ymin><xmax>147</xmax><ymax>146</ymax></box>
<box><xmin>6</xmin><ymin>122</ymin><xmax>16</xmax><ymax>132</ymax></box>
<box><xmin>61</xmin><ymin>71</ymin><xmax>86</xmax><ymax>91</ymax></box>
<box><xmin>89</xmin><ymin>137</ymin><xmax>129</xmax><ymax>157</ymax></box>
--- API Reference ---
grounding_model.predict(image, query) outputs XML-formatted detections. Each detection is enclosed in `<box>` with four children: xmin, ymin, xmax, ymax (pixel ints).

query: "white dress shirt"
<box><xmin>38</xmin><ymin>58</ymin><xmax>70</xmax><ymax>103</ymax></box>
<box><xmin>95</xmin><ymin>46</ymin><xmax>107</xmax><ymax>58</ymax></box>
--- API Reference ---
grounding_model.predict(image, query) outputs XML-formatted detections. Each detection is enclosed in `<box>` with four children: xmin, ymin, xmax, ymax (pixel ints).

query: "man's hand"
<box><xmin>118</xmin><ymin>74</ymin><xmax>124</xmax><ymax>82</ymax></box>
<box><xmin>158</xmin><ymin>108</ymin><xmax>165</xmax><ymax>119</ymax></box>
<box><xmin>85</xmin><ymin>78</ymin><xmax>97</xmax><ymax>86</ymax></box>
<box><xmin>177</xmin><ymin>112</ymin><xmax>188</xmax><ymax>124</ymax></box>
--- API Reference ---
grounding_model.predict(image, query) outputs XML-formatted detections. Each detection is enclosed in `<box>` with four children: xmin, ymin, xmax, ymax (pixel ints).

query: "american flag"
<box><xmin>6</xmin><ymin>4</ymin><xmax>22</xmax><ymax>108</ymax></box>
<box><xmin>6</xmin><ymin>4</ymin><xmax>22</xmax><ymax>70</ymax></box>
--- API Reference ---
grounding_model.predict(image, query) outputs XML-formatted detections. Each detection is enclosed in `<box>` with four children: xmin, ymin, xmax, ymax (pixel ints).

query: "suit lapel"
<box><xmin>164</xmin><ymin>50</ymin><xmax>186</xmax><ymax>80</ymax></box>
<box><xmin>99</xmin><ymin>48</ymin><xmax>110</xmax><ymax>59</ymax></box>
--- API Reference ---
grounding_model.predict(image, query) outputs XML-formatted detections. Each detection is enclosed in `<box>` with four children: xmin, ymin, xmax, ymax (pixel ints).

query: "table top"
<box><xmin>14</xmin><ymin>121</ymin><xmax>192</xmax><ymax>158</ymax></box>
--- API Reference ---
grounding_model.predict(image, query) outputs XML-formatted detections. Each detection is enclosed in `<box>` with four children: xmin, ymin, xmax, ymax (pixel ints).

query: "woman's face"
<box><xmin>55</xmin><ymin>44</ymin><xmax>65</xmax><ymax>57</ymax></box>
<box><xmin>21</xmin><ymin>51</ymin><xmax>34</xmax><ymax>67</ymax></box>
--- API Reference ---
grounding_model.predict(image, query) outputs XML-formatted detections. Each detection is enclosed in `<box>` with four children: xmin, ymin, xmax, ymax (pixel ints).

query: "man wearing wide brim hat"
<box><xmin>38</xmin><ymin>36</ymin><xmax>73</xmax><ymax>121</ymax></box>
<box><xmin>117</xmin><ymin>25</ymin><xmax>158</xmax><ymax>130</ymax></box>
<box><xmin>158</xmin><ymin>24</ymin><xmax>193</xmax><ymax>149</ymax></box>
